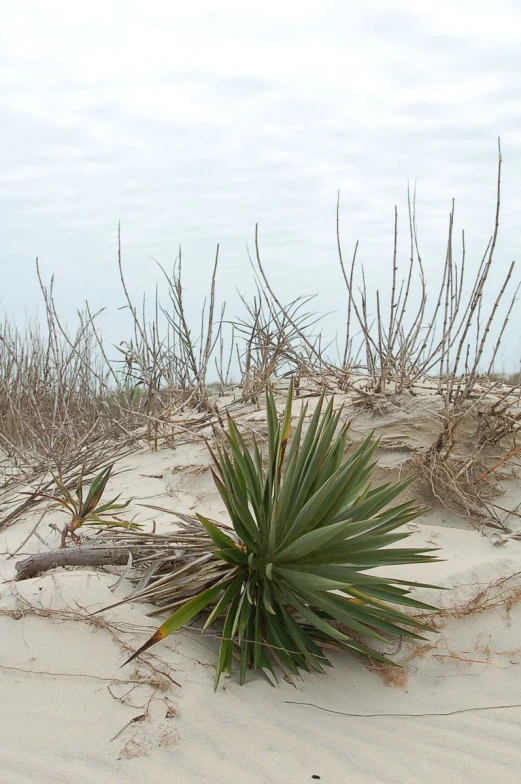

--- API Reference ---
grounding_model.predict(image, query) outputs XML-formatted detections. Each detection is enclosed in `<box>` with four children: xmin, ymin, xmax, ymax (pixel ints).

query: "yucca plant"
<box><xmin>124</xmin><ymin>385</ymin><xmax>439</xmax><ymax>686</ymax></box>
<box><xmin>25</xmin><ymin>463</ymin><xmax>134</xmax><ymax>547</ymax></box>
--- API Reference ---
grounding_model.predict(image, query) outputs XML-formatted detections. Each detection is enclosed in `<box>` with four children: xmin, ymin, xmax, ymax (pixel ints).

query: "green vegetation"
<box><xmin>25</xmin><ymin>463</ymin><xmax>134</xmax><ymax>547</ymax></box>
<box><xmin>124</xmin><ymin>384</ymin><xmax>438</xmax><ymax>686</ymax></box>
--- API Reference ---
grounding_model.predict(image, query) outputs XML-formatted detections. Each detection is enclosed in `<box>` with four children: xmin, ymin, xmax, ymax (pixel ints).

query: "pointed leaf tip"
<box><xmin>121</xmin><ymin>628</ymin><xmax>167</xmax><ymax>666</ymax></box>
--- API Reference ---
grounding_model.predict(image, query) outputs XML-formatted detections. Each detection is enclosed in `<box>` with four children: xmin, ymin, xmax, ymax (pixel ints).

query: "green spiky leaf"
<box><xmin>120</xmin><ymin>381</ymin><xmax>440</xmax><ymax>686</ymax></box>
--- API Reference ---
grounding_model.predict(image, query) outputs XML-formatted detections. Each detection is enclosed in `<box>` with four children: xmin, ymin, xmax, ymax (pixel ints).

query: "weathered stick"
<box><xmin>15</xmin><ymin>547</ymin><xmax>132</xmax><ymax>581</ymax></box>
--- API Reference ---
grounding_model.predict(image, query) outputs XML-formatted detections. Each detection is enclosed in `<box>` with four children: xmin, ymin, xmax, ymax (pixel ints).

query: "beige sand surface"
<box><xmin>1</xmin><ymin>391</ymin><xmax>521</xmax><ymax>784</ymax></box>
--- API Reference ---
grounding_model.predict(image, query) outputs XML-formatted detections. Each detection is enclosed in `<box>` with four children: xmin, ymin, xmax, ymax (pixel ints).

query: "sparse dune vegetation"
<box><xmin>2</xmin><ymin>150</ymin><xmax>521</xmax><ymax>781</ymax></box>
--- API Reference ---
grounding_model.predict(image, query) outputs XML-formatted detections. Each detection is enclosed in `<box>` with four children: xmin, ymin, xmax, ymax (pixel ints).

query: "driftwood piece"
<box><xmin>14</xmin><ymin>547</ymin><xmax>132</xmax><ymax>581</ymax></box>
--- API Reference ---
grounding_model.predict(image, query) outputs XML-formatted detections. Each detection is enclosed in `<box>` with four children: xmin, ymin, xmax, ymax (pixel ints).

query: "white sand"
<box><xmin>2</xmin><ymin>391</ymin><xmax>521</xmax><ymax>784</ymax></box>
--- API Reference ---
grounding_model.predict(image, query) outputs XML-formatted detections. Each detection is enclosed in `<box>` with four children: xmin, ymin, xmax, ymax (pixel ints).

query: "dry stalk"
<box><xmin>335</xmin><ymin>141</ymin><xmax>517</xmax><ymax>401</ymax></box>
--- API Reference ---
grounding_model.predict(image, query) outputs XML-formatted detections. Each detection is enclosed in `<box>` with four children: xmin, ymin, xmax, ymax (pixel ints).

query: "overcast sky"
<box><xmin>2</xmin><ymin>0</ymin><xmax>521</xmax><ymax>371</ymax></box>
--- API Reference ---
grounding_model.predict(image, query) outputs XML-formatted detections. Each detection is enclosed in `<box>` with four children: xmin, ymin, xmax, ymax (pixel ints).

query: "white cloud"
<box><xmin>0</xmin><ymin>0</ymin><xmax>520</xmax><ymax>370</ymax></box>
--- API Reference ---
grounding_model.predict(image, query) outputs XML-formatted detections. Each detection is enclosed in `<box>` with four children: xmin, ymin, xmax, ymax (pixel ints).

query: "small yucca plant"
<box><xmin>26</xmin><ymin>463</ymin><xmax>134</xmax><ymax>547</ymax></box>
<box><xmin>124</xmin><ymin>385</ymin><xmax>439</xmax><ymax>686</ymax></box>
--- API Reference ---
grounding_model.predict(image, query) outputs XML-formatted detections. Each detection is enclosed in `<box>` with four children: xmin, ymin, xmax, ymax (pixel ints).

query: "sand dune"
<box><xmin>2</xmin><ymin>391</ymin><xmax>521</xmax><ymax>784</ymax></box>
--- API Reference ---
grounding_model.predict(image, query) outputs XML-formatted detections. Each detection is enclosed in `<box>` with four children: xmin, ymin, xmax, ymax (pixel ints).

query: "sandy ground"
<box><xmin>1</xmin><ymin>389</ymin><xmax>521</xmax><ymax>784</ymax></box>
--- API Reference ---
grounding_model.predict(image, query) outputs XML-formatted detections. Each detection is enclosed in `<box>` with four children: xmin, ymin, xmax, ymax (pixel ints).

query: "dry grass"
<box><xmin>411</xmin><ymin>384</ymin><xmax>521</xmax><ymax>529</ymax></box>
<box><xmin>1</xmin><ymin>142</ymin><xmax>520</xmax><ymax>533</ymax></box>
